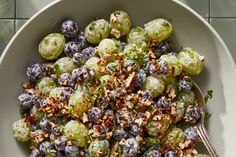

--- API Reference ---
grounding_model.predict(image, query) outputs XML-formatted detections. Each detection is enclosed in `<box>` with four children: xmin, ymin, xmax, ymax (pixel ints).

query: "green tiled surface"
<box><xmin>0</xmin><ymin>0</ymin><xmax>14</xmax><ymax>18</ymax></box>
<box><xmin>179</xmin><ymin>0</ymin><xmax>210</xmax><ymax>17</ymax></box>
<box><xmin>211</xmin><ymin>0</ymin><xmax>236</xmax><ymax>17</ymax></box>
<box><xmin>16</xmin><ymin>0</ymin><xmax>55</xmax><ymax>18</ymax></box>
<box><xmin>0</xmin><ymin>20</ymin><xmax>14</xmax><ymax>54</ymax></box>
<box><xmin>211</xmin><ymin>18</ymin><xmax>236</xmax><ymax>61</ymax></box>
<box><xmin>0</xmin><ymin>0</ymin><xmax>236</xmax><ymax>64</ymax></box>
<box><xmin>15</xmin><ymin>19</ymin><xmax>28</xmax><ymax>31</ymax></box>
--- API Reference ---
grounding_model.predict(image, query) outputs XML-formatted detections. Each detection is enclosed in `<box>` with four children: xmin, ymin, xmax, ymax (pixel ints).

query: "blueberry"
<box><xmin>26</xmin><ymin>63</ymin><xmax>44</xmax><ymax>81</ymax></box>
<box><xmin>116</xmin><ymin>110</ymin><xmax>133</xmax><ymax>126</ymax></box>
<box><xmin>65</xmin><ymin>145</ymin><xmax>79</xmax><ymax>157</ymax></box>
<box><xmin>130</xmin><ymin>125</ymin><xmax>141</xmax><ymax>136</ymax></box>
<box><xmin>33</xmin><ymin>97</ymin><xmax>44</xmax><ymax>106</ymax></box>
<box><xmin>39</xmin><ymin>118</ymin><xmax>51</xmax><ymax>132</ymax></box>
<box><xmin>138</xmin><ymin>90</ymin><xmax>153</xmax><ymax>100</ymax></box>
<box><xmin>147</xmin><ymin>150</ymin><xmax>162</xmax><ymax>157</ymax></box>
<box><xmin>58</xmin><ymin>73</ymin><xmax>74</xmax><ymax>87</ymax></box>
<box><xmin>18</xmin><ymin>92</ymin><xmax>35</xmax><ymax>114</ymax></box>
<box><xmin>156</xmin><ymin>96</ymin><xmax>170</xmax><ymax>109</ymax></box>
<box><xmin>55</xmin><ymin>136</ymin><xmax>67</xmax><ymax>151</ymax></box>
<box><xmin>164</xmin><ymin>151</ymin><xmax>177</xmax><ymax>157</ymax></box>
<box><xmin>113</xmin><ymin>128</ymin><xmax>128</xmax><ymax>140</ymax></box>
<box><xmin>71</xmin><ymin>67</ymin><xmax>93</xmax><ymax>82</ymax></box>
<box><xmin>51</xmin><ymin>125</ymin><xmax>62</xmax><ymax>135</ymax></box>
<box><xmin>73</xmin><ymin>32</ymin><xmax>88</xmax><ymax>50</ymax></box>
<box><xmin>135</xmin><ymin>69</ymin><xmax>146</xmax><ymax>87</ymax></box>
<box><xmin>149</xmin><ymin>59</ymin><xmax>168</xmax><ymax>77</ymax></box>
<box><xmin>42</xmin><ymin>63</ymin><xmax>56</xmax><ymax>77</ymax></box>
<box><xmin>64</xmin><ymin>41</ymin><xmax>80</xmax><ymax>57</ymax></box>
<box><xmin>31</xmin><ymin>124</ymin><xmax>40</xmax><ymax>131</ymax></box>
<box><xmin>184</xmin><ymin>127</ymin><xmax>198</xmax><ymax>141</ymax></box>
<box><xmin>123</xmin><ymin>138</ymin><xmax>139</xmax><ymax>157</ymax></box>
<box><xmin>179</xmin><ymin>76</ymin><xmax>193</xmax><ymax>91</ymax></box>
<box><xmin>153</xmin><ymin>40</ymin><xmax>170</xmax><ymax>58</ymax></box>
<box><xmin>39</xmin><ymin>141</ymin><xmax>53</xmax><ymax>154</ymax></box>
<box><xmin>87</xmin><ymin>107</ymin><xmax>102</xmax><ymax>123</ymax></box>
<box><xmin>81</xmin><ymin>46</ymin><xmax>95</xmax><ymax>61</ymax></box>
<box><xmin>61</xmin><ymin>20</ymin><xmax>79</xmax><ymax>38</ymax></box>
<box><xmin>59</xmin><ymin>87</ymin><xmax>74</xmax><ymax>102</ymax></box>
<box><xmin>184</xmin><ymin>105</ymin><xmax>202</xmax><ymax>124</ymax></box>
<box><xmin>29</xmin><ymin>149</ymin><xmax>41</xmax><ymax>157</ymax></box>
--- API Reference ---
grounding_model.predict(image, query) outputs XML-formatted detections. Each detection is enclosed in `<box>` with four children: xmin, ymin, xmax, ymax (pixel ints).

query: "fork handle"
<box><xmin>197</xmin><ymin>124</ymin><xmax>220</xmax><ymax>157</ymax></box>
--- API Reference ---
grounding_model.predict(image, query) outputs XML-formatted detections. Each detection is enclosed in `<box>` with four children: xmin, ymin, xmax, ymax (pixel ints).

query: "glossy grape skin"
<box><xmin>177</xmin><ymin>90</ymin><xmax>195</xmax><ymax>107</ymax></box>
<box><xmin>64</xmin><ymin>120</ymin><xmax>89</xmax><ymax>147</ymax></box>
<box><xmin>84</xmin><ymin>19</ymin><xmax>111</xmax><ymax>44</ymax></box>
<box><xmin>160</xmin><ymin>54</ymin><xmax>183</xmax><ymax>76</ymax></box>
<box><xmin>88</xmin><ymin>140</ymin><xmax>110</xmax><ymax>157</ymax></box>
<box><xmin>141</xmin><ymin>76</ymin><xmax>165</xmax><ymax>98</ymax></box>
<box><xmin>49</xmin><ymin>87</ymin><xmax>73</xmax><ymax>102</ymax></box>
<box><xmin>84</xmin><ymin>57</ymin><xmax>104</xmax><ymax>77</ymax></box>
<box><xmin>35</xmin><ymin>77</ymin><xmax>56</xmax><ymax>96</ymax></box>
<box><xmin>127</xmin><ymin>27</ymin><xmax>150</xmax><ymax>48</ymax></box>
<box><xmin>178</xmin><ymin>48</ymin><xmax>204</xmax><ymax>75</ymax></box>
<box><xmin>97</xmin><ymin>38</ymin><xmax>120</xmax><ymax>61</ymax></box>
<box><xmin>68</xmin><ymin>91</ymin><xmax>90</xmax><ymax>118</ymax></box>
<box><xmin>144</xmin><ymin>18</ymin><xmax>172</xmax><ymax>41</ymax></box>
<box><xmin>39</xmin><ymin>33</ymin><xmax>65</xmax><ymax>60</ymax></box>
<box><xmin>123</xmin><ymin>43</ymin><xmax>146</xmax><ymax>65</ymax></box>
<box><xmin>146</xmin><ymin>114</ymin><xmax>172</xmax><ymax>137</ymax></box>
<box><xmin>165</xmin><ymin>127</ymin><xmax>185</xmax><ymax>147</ymax></box>
<box><xmin>110</xmin><ymin>10</ymin><xmax>132</xmax><ymax>38</ymax></box>
<box><xmin>54</xmin><ymin>57</ymin><xmax>77</xmax><ymax>76</ymax></box>
<box><xmin>12</xmin><ymin>119</ymin><xmax>30</xmax><ymax>142</ymax></box>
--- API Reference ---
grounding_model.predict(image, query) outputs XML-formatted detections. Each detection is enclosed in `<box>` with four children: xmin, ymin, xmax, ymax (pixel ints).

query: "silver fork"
<box><xmin>192</xmin><ymin>82</ymin><xmax>220</xmax><ymax>157</ymax></box>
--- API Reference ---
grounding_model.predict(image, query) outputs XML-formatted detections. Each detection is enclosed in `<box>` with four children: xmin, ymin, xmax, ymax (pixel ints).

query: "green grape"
<box><xmin>160</xmin><ymin>54</ymin><xmax>183</xmax><ymax>76</ymax></box>
<box><xmin>12</xmin><ymin>119</ymin><xmax>30</xmax><ymax>142</ymax></box>
<box><xmin>30</xmin><ymin>106</ymin><xmax>43</xmax><ymax>122</ymax></box>
<box><xmin>39</xmin><ymin>33</ymin><xmax>65</xmax><ymax>60</ymax></box>
<box><xmin>36</xmin><ymin>77</ymin><xmax>56</xmax><ymax>96</ymax></box>
<box><xmin>110</xmin><ymin>10</ymin><xmax>132</xmax><ymax>38</ymax></box>
<box><xmin>165</xmin><ymin>127</ymin><xmax>185</xmax><ymax>147</ymax></box>
<box><xmin>97</xmin><ymin>39</ymin><xmax>120</xmax><ymax>61</ymax></box>
<box><xmin>84</xmin><ymin>19</ymin><xmax>111</xmax><ymax>44</ymax></box>
<box><xmin>123</xmin><ymin>44</ymin><xmax>146</xmax><ymax>65</ymax></box>
<box><xmin>144</xmin><ymin>18</ymin><xmax>172</xmax><ymax>41</ymax></box>
<box><xmin>100</xmin><ymin>74</ymin><xmax>113</xmax><ymax>86</ymax></box>
<box><xmin>143</xmin><ymin>137</ymin><xmax>160</xmax><ymax>148</ymax></box>
<box><xmin>74</xmin><ymin>84</ymin><xmax>89</xmax><ymax>92</ymax></box>
<box><xmin>170</xmin><ymin>101</ymin><xmax>185</xmax><ymax>123</ymax></box>
<box><xmin>178</xmin><ymin>47</ymin><xmax>204</xmax><ymax>75</ymax></box>
<box><xmin>106</xmin><ymin>61</ymin><xmax>119</xmax><ymax>73</ymax></box>
<box><xmin>127</xmin><ymin>27</ymin><xmax>150</xmax><ymax>48</ymax></box>
<box><xmin>88</xmin><ymin>140</ymin><xmax>110</xmax><ymax>157</ymax></box>
<box><xmin>177</xmin><ymin>90</ymin><xmax>195</xmax><ymax>107</ymax></box>
<box><xmin>64</xmin><ymin>120</ymin><xmax>89</xmax><ymax>147</ymax></box>
<box><xmin>141</xmin><ymin>76</ymin><xmax>165</xmax><ymax>98</ymax></box>
<box><xmin>85</xmin><ymin>57</ymin><xmax>105</xmax><ymax>77</ymax></box>
<box><xmin>146</xmin><ymin>114</ymin><xmax>172</xmax><ymax>137</ymax></box>
<box><xmin>54</xmin><ymin>57</ymin><xmax>77</xmax><ymax>76</ymax></box>
<box><xmin>68</xmin><ymin>91</ymin><xmax>90</xmax><ymax>118</ymax></box>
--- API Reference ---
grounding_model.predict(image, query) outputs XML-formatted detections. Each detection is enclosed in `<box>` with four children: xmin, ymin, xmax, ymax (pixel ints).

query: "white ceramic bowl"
<box><xmin>1</xmin><ymin>0</ymin><xmax>236</xmax><ymax>156</ymax></box>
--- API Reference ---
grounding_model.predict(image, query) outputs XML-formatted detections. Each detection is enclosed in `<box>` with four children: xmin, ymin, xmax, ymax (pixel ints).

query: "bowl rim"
<box><xmin>0</xmin><ymin>0</ymin><xmax>235</xmax><ymax>68</ymax></box>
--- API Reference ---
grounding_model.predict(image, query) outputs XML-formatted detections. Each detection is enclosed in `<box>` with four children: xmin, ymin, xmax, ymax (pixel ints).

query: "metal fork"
<box><xmin>192</xmin><ymin>82</ymin><xmax>220</xmax><ymax>157</ymax></box>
